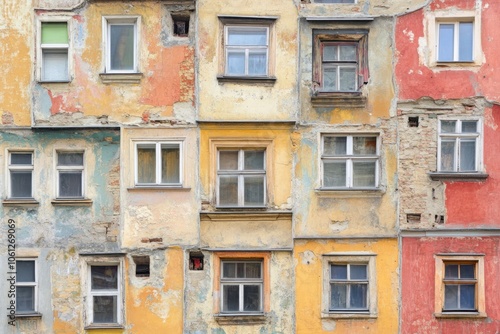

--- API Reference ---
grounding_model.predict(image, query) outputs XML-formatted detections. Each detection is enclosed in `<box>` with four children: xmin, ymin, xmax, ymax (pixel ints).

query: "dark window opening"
<box><xmin>172</xmin><ymin>15</ymin><xmax>190</xmax><ymax>37</ymax></box>
<box><xmin>435</xmin><ymin>215</ymin><xmax>445</xmax><ymax>224</ymax></box>
<box><xmin>189</xmin><ymin>251</ymin><xmax>204</xmax><ymax>270</ymax></box>
<box><xmin>133</xmin><ymin>256</ymin><xmax>150</xmax><ymax>277</ymax></box>
<box><xmin>408</xmin><ymin>116</ymin><xmax>419</xmax><ymax>127</ymax></box>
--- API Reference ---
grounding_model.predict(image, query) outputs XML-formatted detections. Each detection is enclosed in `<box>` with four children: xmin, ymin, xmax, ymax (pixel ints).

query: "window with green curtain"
<box><xmin>42</xmin><ymin>22</ymin><xmax>68</xmax><ymax>44</ymax></box>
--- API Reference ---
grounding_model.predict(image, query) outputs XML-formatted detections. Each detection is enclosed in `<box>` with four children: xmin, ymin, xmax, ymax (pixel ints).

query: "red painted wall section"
<box><xmin>402</xmin><ymin>237</ymin><xmax>500</xmax><ymax>334</ymax></box>
<box><xmin>445</xmin><ymin>105</ymin><xmax>500</xmax><ymax>227</ymax></box>
<box><xmin>395</xmin><ymin>0</ymin><xmax>500</xmax><ymax>101</ymax></box>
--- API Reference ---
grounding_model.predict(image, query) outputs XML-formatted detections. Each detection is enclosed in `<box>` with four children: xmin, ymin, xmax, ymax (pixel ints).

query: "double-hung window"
<box><xmin>56</xmin><ymin>152</ymin><xmax>84</xmax><ymax>198</ymax></box>
<box><xmin>437</xmin><ymin>21</ymin><xmax>473</xmax><ymax>62</ymax></box>
<box><xmin>438</xmin><ymin>119</ymin><xmax>481</xmax><ymax>172</ymax></box>
<box><xmin>221</xmin><ymin>261</ymin><xmax>263</xmax><ymax>314</ymax></box>
<box><xmin>321</xmin><ymin>135</ymin><xmax>379</xmax><ymax>189</ymax></box>
<box><xmin>8</xmin><ymin>152</ymin><xmax>33</xmax><ymax>199</ymax></box>
<box><xmin>135</xmin><ymin>142</ymin><xmax>182</xmax><ymax>186</ymax></box>
<box><xmin>16</xmin><ymin>260</ymin><xmax>37</xmax><ymax>314</ymax></box>
<box><xmin>40</xmin><ymin>22</ymin><xmax>69</xmax><ymax>82</ymax></box>
<box><xmin>217</xmin><ymin>149</ymin><xmax>266</xmax><ymax>207</ymax></box>
<box><xmin>88</xmin><ymin>265</ymin><xmax>121</xmax><ymax>325</ymax></box>
<box><xmin>330</xmin><ymin>263</ymin><xmax>368</xmax><ymax>311</ymax></box>
<box><xmin>225</xmin><ymin>26</ymin><xmax>269</xmax><ymax>76</ymax></box>
<box><xmin>104</xmin><ymin>17</ymin><xmax>138</xmax><ymax>73</ymax></box>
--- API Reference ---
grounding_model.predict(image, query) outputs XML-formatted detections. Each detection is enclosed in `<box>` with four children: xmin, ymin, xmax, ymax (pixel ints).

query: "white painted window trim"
<box><xmin>133</xmin><ymin>140</ymin><xmax>184</xmax><ymax>187</ymax></box>
<box><xmin>436</xmin><ymin>21</ymin><xmax>474</xmax><ymax>62</ymax></box>
<box><xmin>7</xmin><ymin>150</ymin><xmax>34</xmax><ymax>199</ymax></box>
<box><xmin>15</xmin><ymin>258</ymin><xmax>38</xmax><ymax>314</ymax></box>
<box><xmin>437</xmin><ymin>117</ymin><xmax>483</xmax><ymax>173</ymax></box>
<box><xmin>55</xmin><ymin>150</ymin><xmax>85</xmax><ymax>198</ymax></box>
<box><xmin>36</xmin><ymin>16</ymin><xmax>72</xmax><ymax>82</ymax></box>
<box><xmin>102</xmin><ymin>16</ymin><xmax>140</xmax><ymax>73</ymax></box>
<box><xmin>224</xmin><ymin>25</ymin><xmax>269</xmax><ymax>76</ymax></box>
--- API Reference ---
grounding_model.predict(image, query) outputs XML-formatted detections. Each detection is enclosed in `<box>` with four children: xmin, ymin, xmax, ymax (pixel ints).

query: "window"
<box><xmin>104</xmin><ymin>17</ymin><xmax>138</xmax><ymax>73</ymax></box>
<box><xmin>322</xmin><ymin>253</ymin><xmax>377</xmax><ymax>318</ymax></box>
<box><xmin>438</xmin><ymin>119</ymin><xmax>481</xmax><ymax>172</ymax></box>
<box><xmin>16</xmin><ymin>260</ymin><xmax>37</xmax><ymax>314</ymax></box>
<box><xmin>40</xmin><ymin>21</ymin><xmax>69</xmax><ymax>82</ymax></box>
<box><xmin>221</xmin><ymin>261</ymin><xmax>263</xmax><ymax>313</ymax></box>
<box><xmin>135</xmin><ymin>142</ymin><xmax>182</xmax><ymax>186</ymax></box>
<box><xmin>88</xmin><ymin>264</ymin><xmax>122</xmax><ymax>325</ymax></box>
<box><xmin>321</xmin><ymin>135</ymin><xmax>379</xmax><ymax>189</ymax></box>
<box><xmin>435</xmin><ymin>255</ymin><xmax>485</xmax><ymax>317</ymax></box>
<box><xmin>437</xmin><ymin>21</ymin><xmax>473</xmax><ymax>62</ymax></box>
<box><xmin>8</xmin><ymin>152</ymin><xmax>33</xmax><ymax>199</ymax></box>
<box><xmin>217</xmin><ymin>149</ymin><xmax>266</xmax><ymax>207</ymax></box>
<box><xmin>56</xmin><ymin>152</ymin><xmax>84</xmax><ymax>198</ymax></box>
<box><xmin>313</xmin><ymin>30</ymin><xmax>369</xmax><ymax>93</ymax></box>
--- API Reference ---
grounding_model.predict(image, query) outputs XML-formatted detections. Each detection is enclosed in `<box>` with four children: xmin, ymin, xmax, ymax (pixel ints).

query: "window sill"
<box><xmin>214</xmin><ymin>313</ymin><xmax>268</xmax><ymax>325</ymax></box>
<box><xmin>322</xmin><ymin>311</ymin><xmax>377</xmax><ymax>319</ymax></box>
<box><xmin>3</xmin><ymin>199</ymin><xmax>39</xmax><ymax>206</ymax></box>
<box><xmin>11</xmin><ymin>313</ymin><xmax>42</xmax><ymax>318</ymax></box>
<box><xmin>127</xmin><ymin>186</ymin><xmax>191</xmax><ymax>192</ymax></box>
<box><xmin>200</xmin><ymin>210</ymin><xmax>292</xmax><ymax>221</ymax></box>
<box><xmin>311</xmin><ymin>92</ymin><xmax>366</xmax><ymax>108</ymax></box>
<box><xmin>51</xmin><ymin>198</ymin><xmax>93</xmax><ymax>206</ymax></box>
<box><xmin>38</xmin><ymin>80</ymin><xmax>71</xmax><ymax>84</ymax></box>
<box><xmin>100</xmin><ymin>72</ymin><xmax>143</xmax><ymax>84</ymax></box>
<box><xmin>84</xmin><ymin>323</ymin><xmax>124</xmax><ymax>329</ymax></box>
<box><xmin>434</xmin><ymin>312</ymin><xmax>487</xmax><ymax>319</ymax></box>
<box><xmin>435</xmin><ymin>61</ymin><xmax>477</xmax><ymax>67</ymax></box>
<box><xmin>428</xmin><ymin>172</ymin><xmax>488</xmax><ymax>182</ymax></box>
<box><xmin>315</xmin><ymin>188</ymin><xmax>384</xmax><ymax>198</ymax></box>
<box><xmin>217</xmin><ymin>75</ymin><xmax>276</xmax><ymax>85</ymax></box>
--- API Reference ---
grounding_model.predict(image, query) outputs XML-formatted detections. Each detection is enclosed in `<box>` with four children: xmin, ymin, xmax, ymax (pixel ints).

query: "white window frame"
<box><xmin>36</xmin><ymin>16</ymin><xmax>71</xmax><ymax>82</ymax></box>
<box><xmin>56</xmin><ymin>151</ymin><xmax>85</xmax><ymax>198</ymax></box>
<box><xmin>437</xmin><ymin>21</ymin><xmax>474</xmax><ymax>62</ymax></box>
<box><xmin>220</xmin><ymin>260</ymin><xmax>264</xmax><ymax>314</ymax></box>
<box><xmin>7</xmin><ymin>151</ymin><xmax>34</xmax><ymax>199</ymax></box>
<box><xmin>437</xmin><ymin>118</ymin><xmax>482</xmax><ymax>173</ymax></box>
<box><xmin>322</xmin><ymin>253</ymin><xmax>377</xmax><ymax>319</ymax></box>
<box><xmin>320</xmin><ymin>134</ymin><xmax>380</xmax><ymax>189</ymax></box>
<box><xmin>134</xmin><ymin>141</ymin><xmax>183</xmax><ymax>187</ymax></box>
<box><xmin>216</xmin><ymin>149</ymin><xmax>267</xmax><ymax>207</ymax></box>
<box><xmin>15</xmin><ymin>259</ymin><xmax>38</xmax><ymax>314</ymax></box>
<box><xmin>103</xmin><ymin>16</ymin><xmax>140</xmax><ymax>73</ymax></box>
<box><xmin>86</xmin><ymin>262</ymin><xmax>123</xmax><ymax>327</ymax></box>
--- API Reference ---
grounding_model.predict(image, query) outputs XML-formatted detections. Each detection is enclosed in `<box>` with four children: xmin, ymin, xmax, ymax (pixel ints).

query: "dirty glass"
<box><xmin>110</xmin><ymin>24</ymin><xmax>134</xmax><ymax>71</ymax></box>
<box><xmin>353</xmin><ymin>161</ymin><xmax>376</xmax><ymax>187</ymax></box>
<box><xmin>244</xmin><ymin>176</ymin><xmax>264</xmax><ymax>206</ymax></box>
<box><xmin>93</xmin><ymin>296</ymin><xmax>117</xmax><ymax>323</ymax></box>
<box><xmin>324</xmin><ymin>161</ymin><xmax>346</xmax><ymax>187</ymax></box>
<box><xmin>161</xmin><ymin>144</ymin><xmax>180</xmax><ymax>183</ymax></box>
<box><xmin>91</xmin><ymin>266</ymin><xmax>118</xmax><ymax>290</ymax></box>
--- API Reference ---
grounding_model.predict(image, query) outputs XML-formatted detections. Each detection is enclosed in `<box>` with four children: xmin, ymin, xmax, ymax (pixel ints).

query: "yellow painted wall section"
<box><xmin>125</xmin><ymin>247</ymin><xmax>184</xmax><ymax>334</ymax></box>
<box><xmin>295</xmin><ymin>239</ymin><xmax>399</xmax><ymax>334</ymax></box>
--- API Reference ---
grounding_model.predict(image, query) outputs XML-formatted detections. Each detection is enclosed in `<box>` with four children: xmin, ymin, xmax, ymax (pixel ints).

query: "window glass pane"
<box><xmin>58</xmin><ymin>152</ymin><xmax>83</xmax><ymax>166</ymax></box>
<box><xmin>223</xmin><ymin>263</ymin><xmax>236</xmax><ymax>278</ymax></box>
<box><xmin>161</xmin><ymin>144</ymin><xmax>180</xmax><ymax>183</ymax></box>
<box><xmin>17</xmin><ymin>261</ymin><xmax>35</xmax><ymax>282</ymax></box>
<box><xmin>459</xmin><ymin>22</ymin><xmax>473</xmax><ymax>61</ymax></box>
<box><xmin>440</xmin><ymin>140</ymin><xmax>455</xmax><ymax>171</ymax></box>
<box><xmin>353</xmin><ymin>137</ymin><xmax>377</xmax><ymax>155</ymax></box>
<box><xmin>460</xmin><ymin>264</ymin><xmax>475</xmax><ymax>279</ymax></box>
<box><xmin>245</xmin><ymin>263</ymin><xmax>261</xmax><ymax>278</ymax></box>
<box><xmin>91</xmin><ymin>266</ymin><xmax>118</xmax><ymax>290</ymax></box>
<box><xmin>339</xmin><ymin>67</ymin><xmax>356</xmax><ymax>91</ymax></box>
<box><xmin>350</xmin><ymin>284</ymin><xmax>368</xmax><ymax>309</ymax></box>
<box><xmin>350</xmin><ymin>265</ymin><xmax>367</xmax><ymax>280</ymax></box>
<box><xmin>445</xmin><ymin>264</ymin><xmax>459</xmax><ymax>279</ymax></box>
<box><xmin>11</xmin><ymin>153</ymin><xmax>32</xmax><ymax>165</ymax></box>
<box><xmin>331</xmin><ymin>264</ymin><xmax>347</xmax><ymax>280</ymax></box>
<box><xmin>459</xmin><ymin>140</ymin><xmax>476</xmax><ymax>171</ymax></box>
<box><xmin>93</xmin><ymin>296</ymin><xmax>117</xmax><ymax>323</ymax></box>
<box><xmin>110</xmin><ymin>24</ymin><xmax>134</xmax><ymax>71</ymax></box>
<box><xmin>43</xmin><ymin>50</ymin><xmax>69</xmax><ymax>81</ymax></box>
<box><xmin>41</xmin><ymin>22</ymin><xmax>68</xmax><ymax>44</ymax></box>
<box><xmin>339</xmin><ymin>45</ymin><xmax>357</xmax><ymax>61</ymax></box>
<box><xmin>444</xmin><ymin>284</ymin><xmax>458</xmax><ymax>309</ymax></box>
<box><xmin>323</xmin><ymin>66</ymin><xmax>337</xmax><ymax>91</ymax></box>
<box><xmin>227</xmin><ymin>51</ymin><xmax>245</xmax><ymax>75</ymax></box>
<box><xmin>248</xmin><ymin>51</ymin><xmax>267</xmax><ymax>75</ymax></box>
<box><xmin>59</xmin><ymin>172</ymin><xmax>82</xmax><ymax>197</ymax></box>
<box><xmin>244</xmin><ymin>176</ymin><xmax>264</xmax><ymax>206</ymax></box>
<box><xmin>11</xmin><ymin>171</ymin><xmax>32</xmax><ymax>198</ymax></box>
<box><xmin>324</xmin><ymin>161</ymin><xmax>346</xmax><ymax>187</ymax></box>
<box><xmin>228</xmin><ymin>27</ymin><xmax>267</xmax><ymax>46</ymax></box>
<box><xmin>438</xmin><ymin>24</ymin><xmax>454</xmax><ymax>61</ymax></box>
<box><xmin>244</xmin><ymin>151</ymin><xmax>264</xmax><ymax>170</ymax></box>
<box><xmin>324</xmin><ymin>137</ymin><xmax>347</xmax><ymax>155</ymax></box>
<box><xmin>219</xmin><ymin>175</ymin><xmax>238</xmax><ymax>206</ymax></box>
<box><xmin>460</xmin><ymin>284</ymin><xmax>475</xmax><ymax>309</ymax></box>
<box><xmin>137</xmin><ymin>146</ymin><xmax>156</xmax><ymax>183</ymax></box>
<box><xmin>16</xmin><ymin>286</ymin><xmax>35</xmax><ymax>312</ymax></box>
<box><xmin>323</xmin><ymin>45</ymin><xmax>338</xmax><ymax>61</ymax></box>
<box><xmin>220</xmin><ymin>151</ymin><xmax>239</xmax><ymax>170</ymax></box>
<box><xmin>441</xmin><ymin>120</ymin><xmax>457</xmax><ymax>133</ymax></box>
<box><xmin>243</xmin><ymin>285</ymin><xmax>261</xmax><ymax>311</ymax></box>
<box><xmin>236</xmin><ymin>263</ymin><xmax>245</xmax><ymax>278</ymax></box>
<box><xmin>462</xmin><ymin>121</ymin><xmax>477</xmax><ymax>133</ymax></box>
<box><xmin>353</xmin><ymin>161</ymin><xmax>376</xmax><ymax>187</ymax></box>
<box><xmin>330</xmin><ymin>283</ymin><xmax>347</xmax><ymax>309</ymax></box>
<box><xmin>222</xmin><ymin>285</ymin><xmax>240</xmax><ymax>312</ymax></box>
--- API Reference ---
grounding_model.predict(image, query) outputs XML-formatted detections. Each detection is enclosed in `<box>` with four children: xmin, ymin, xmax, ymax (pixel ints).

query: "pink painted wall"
<box><xmin>402</xmin><ymin>237</ymin><xmax>500</xmax><ymax>333</ymax></box>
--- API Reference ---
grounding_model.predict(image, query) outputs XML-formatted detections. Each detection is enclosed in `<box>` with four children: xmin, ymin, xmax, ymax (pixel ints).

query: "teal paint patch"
<box><xmin>210</xmin><ymin>329</ymin><xmax>226</xmax><ymax>334</ymax></box>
